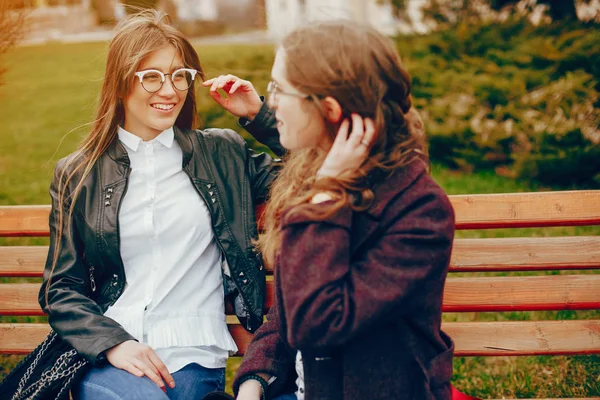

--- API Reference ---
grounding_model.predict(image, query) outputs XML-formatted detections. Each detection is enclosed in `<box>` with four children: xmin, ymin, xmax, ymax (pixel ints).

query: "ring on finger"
<box><xmin>360</xmin><ymin>140</ymin><xmax>369</xmax><ymax>146</ymax></box>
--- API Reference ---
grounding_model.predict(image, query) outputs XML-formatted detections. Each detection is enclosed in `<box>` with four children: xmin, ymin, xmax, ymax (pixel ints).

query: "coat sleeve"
<box><xmin>240</xmin><ymin>99</ymin><xmax>286</xmax><ymax>158</ymax></box>
<box><xmin>277</xmin><ymin>190</ymin><xmax>455</xmax><ymax>351</ymax></box>
<box><xmin>233</xmin><ymin>295</ymin><xmax>296</xmax><ymax>398</ymax></box>
<box><xmin>38</xmin><ymin>161</ymin><xmax>135</xmax><ymax>365</ymax></box>
<box><xmin>241</xmin><ymin>102</ymin><xmax>284</xmax><ymax>203</ymax></box>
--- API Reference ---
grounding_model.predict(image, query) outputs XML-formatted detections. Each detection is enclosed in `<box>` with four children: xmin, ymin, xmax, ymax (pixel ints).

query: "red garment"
<box><xmin>452</xmin><ymin>385</ymin><xmax>481</xmax><ymax>400</ymax></box>
<box><xmin>234</xmin><ymin>160</ymin><xmax>457</xmax><ymax>399</ymax></box>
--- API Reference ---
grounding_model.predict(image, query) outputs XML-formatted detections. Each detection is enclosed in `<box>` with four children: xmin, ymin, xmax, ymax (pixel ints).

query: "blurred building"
<box><xmin>265</xmin><ymin>0</ymin><xmax>405</xmax><ymax>39</ymax></box>
<box><xmin>168</xmin><ymin>0</ymin><xmax>217</xmax><ymax>21</ymax></box>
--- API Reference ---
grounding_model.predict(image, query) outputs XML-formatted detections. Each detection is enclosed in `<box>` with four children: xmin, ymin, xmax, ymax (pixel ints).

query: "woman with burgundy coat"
<box><xmin>232</xmin><ymin>20</ymin><xmax>456</xmax><ymax>400</ymax></box>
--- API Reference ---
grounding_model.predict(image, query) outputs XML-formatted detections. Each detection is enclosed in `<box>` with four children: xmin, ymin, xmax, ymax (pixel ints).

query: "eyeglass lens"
<box><xmin>141</xmin><ymin>70</ymin><xmax>194</xmax><ymax>92</ymax></box>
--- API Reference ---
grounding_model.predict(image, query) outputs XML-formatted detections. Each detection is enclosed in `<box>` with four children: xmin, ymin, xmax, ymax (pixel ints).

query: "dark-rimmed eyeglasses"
<box><xmin>267</xmin><ymin>81</ymin><xmax>311</xmax><ymax>102</ymax></box>
<box><xmin>134</xmin><ymin>68</ymin><xmax>198</xmax><ymax>93</ymax></box>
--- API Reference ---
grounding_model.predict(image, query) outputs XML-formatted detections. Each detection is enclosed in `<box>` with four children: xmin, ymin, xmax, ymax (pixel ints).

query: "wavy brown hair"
<box><xmin>258</xmin><ymin>20</ymin><xmax>427</xmax><ymax>267</ymax></box>
<box><xmin>44</xmin><ymin>9</ymin><xmax>204</xmax><ymax>306</ymax></box>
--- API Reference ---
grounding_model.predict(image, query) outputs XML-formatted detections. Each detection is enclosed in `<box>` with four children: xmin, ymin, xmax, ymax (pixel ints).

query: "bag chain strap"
<box><xmin>12</xmin><ymin>330</ymin><xmax>58</xmax><ymax>400</ymax></box>
<box><xmin>11</xmin><ymin>330</ymin><xmax>89</xmax><ymax>400</ymax></box>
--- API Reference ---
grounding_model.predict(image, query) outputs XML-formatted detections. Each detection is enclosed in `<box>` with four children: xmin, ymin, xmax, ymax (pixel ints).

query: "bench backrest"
<box><xmin>1</xmin><ymin>190</ymin><xmax>600</xmax><ymax>357</ymax></box>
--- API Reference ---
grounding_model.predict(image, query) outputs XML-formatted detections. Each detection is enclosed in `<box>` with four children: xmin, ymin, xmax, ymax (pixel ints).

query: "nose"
<box><xmin>157</xmin><ymin>75</ymin><xmax>177</xmax><ymax>97</ymax></box>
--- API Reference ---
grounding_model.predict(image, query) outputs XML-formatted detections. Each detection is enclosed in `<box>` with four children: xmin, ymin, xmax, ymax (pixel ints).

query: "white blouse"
<box><xmin>103</xmin><ymin>126</ymin><xmax>237</xmax><ymax>373</ymax></box>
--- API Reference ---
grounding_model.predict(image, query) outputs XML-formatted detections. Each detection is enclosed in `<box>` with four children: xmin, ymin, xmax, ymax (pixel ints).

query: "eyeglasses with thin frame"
<box><xmin>267</xmin><ymin>81</ymin><xmax>312</xmax><ymax>102</ymax></box>
<box><xmin>134</xmin><ymin>68</ymin><xmax>198</xmax><ymax>93</ymax></box>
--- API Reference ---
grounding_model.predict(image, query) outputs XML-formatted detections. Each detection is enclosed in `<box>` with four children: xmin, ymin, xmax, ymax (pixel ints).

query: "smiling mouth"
<box><xmin>151</xmin><ymin>103</ymin><xmax>175</xmax><ymax>111</ymax></box>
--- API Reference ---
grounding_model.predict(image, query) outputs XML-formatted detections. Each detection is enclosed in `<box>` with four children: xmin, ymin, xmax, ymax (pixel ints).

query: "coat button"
<box><xmin>211</xmin><ymin>198</ymin><xmax>216</xmax><ymax>203</ymax></box>
<box><xmin>206</xmin><ymin>184</ymin><xmax>212</xmax><ymax>189</ymax></box>
<box><xmin>104</xmin><ymin>201</ymin><xmax>111</xmax><ymax>206</ymax></box>
<box><xmin>107</xmin><ymin>188</ymin><xmax>114</xmax><ymax>193</ymax></box>
<box><xmin>239</xmin><ymin>271</ymin><xmax>245</xmax><ymax>277</ymax></box>
<box><xmin>242</xmin><ymin>279</ymin><xmax>248</xmax><ymax>285</ymax></box>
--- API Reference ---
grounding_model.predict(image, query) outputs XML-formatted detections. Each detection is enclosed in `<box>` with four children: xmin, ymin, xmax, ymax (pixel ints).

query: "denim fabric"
<box><xmin>73</xmin><ymin>363</ymin><xmax>225</xmax><ymax>400</ymax></box>
<box><xmin>273</xmin><ymin>394</ymin><xmax>298</xmax><ymax>400</ymax></box>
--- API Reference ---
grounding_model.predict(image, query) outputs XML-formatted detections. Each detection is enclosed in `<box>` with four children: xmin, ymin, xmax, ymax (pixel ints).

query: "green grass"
<box><xmin>1</xmin><ymin>42</ymin><xmax>599</xmax><ymax>398</ymax></box>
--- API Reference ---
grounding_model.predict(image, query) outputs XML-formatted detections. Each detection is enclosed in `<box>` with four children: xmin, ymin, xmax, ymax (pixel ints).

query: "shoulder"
<box><xmin>54</xmin><ymin>151</ymin><xmax>86</xmax><ymax>181</ymax></box>
<box><xmin>196</xmin><ymin>128</ymin><xmax>247</xmax><ymax>149</ymax></box>
<box><xmin>189</xmin><ymin>128</ymin><xmax>248</xmax><ymax>160</ymax></box>
<box><xmin>411</xmin><ymin>172</ymin><xmax>454</xmax><ymax>222</ymax></box>
<box><xmin>379</xmin><ymin>163</ymin><xmax>455</xmax><ymax>228</ymax></box>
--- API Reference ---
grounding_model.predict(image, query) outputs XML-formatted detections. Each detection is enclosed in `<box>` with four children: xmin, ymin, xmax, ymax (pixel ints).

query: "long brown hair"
<box><xmin>258</xmin><ymin>20</ymin><xmax>427</xmax><ymax>267</ymax></box>
<box><xmin>45</xmin><ymin>9</ymin><xmax>204</xmax><ymax>306</ymax></box>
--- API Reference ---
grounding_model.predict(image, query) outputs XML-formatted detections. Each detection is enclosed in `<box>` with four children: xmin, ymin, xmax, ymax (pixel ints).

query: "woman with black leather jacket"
<box><xmin>3</xmin><ymin>9</ymin><xmax>281</xmax><ymax>400</ymax></box>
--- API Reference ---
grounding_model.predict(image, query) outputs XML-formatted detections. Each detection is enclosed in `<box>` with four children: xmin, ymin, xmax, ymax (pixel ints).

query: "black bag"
<box><xmin>0</xmin><ymin>330</ymin><xmax>91</xmax><ymax>400</ymax></box>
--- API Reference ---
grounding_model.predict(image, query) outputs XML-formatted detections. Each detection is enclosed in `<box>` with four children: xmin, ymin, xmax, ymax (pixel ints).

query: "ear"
<box><xmin>322</xmin><ymin>96</ymin><xmax>343</xmax><ymax>124</ymax></box>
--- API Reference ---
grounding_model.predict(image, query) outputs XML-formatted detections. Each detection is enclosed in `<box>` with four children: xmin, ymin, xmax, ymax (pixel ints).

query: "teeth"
<box><xmin>152</xmin><ymin>104</ymin><xmax>174</xmax><ymax>110</ymax></box>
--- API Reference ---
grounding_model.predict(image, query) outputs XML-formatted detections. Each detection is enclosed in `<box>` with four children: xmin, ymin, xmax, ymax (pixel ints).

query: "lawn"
<box><xmin>0</xmin><ymin>42</ymin><xmax>598</xmax><ymax>398</ymax></box>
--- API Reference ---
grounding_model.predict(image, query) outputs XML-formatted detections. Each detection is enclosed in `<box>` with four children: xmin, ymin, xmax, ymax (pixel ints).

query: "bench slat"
<box><xmin>0</xmin><ymin>246</ymin><xmax>48</xmax><ymax>277</ymax></box>
<box><xmin>450</xmin><ymin>236</ymin><xmax>600</xmax><ymax>272</ymax></box>
<box><xmin>3</xmin><ymin>235</ymin><xmax>600</xmax><ymax>277</ymax></box>
<box><xmin>2</xmin><ymin>320</ymin><xmax>599</xmax><ymax>356</ymax></box>
<box><xmin>3</xmin><ymin>275</ymin><xmax>599</xmax><ymax>315</ymax></box>
<box><xmin>451</xmin><ymin>191</ymin><xmax>600</xmax><ymax>229</ymax></box>
<box><xmin>443</xmin><ymin>275</ymin><xmax>600</xmax><ymax>312</ymax></box>
<box><xmin>0</xmin><ymin>206</ymin><xmax>50</xmax><ymax>237</ymax></box>
<box><xmin>2</xmin><ymin>191</ymin><xmax>599</xmax><ymax>237</ymax></box>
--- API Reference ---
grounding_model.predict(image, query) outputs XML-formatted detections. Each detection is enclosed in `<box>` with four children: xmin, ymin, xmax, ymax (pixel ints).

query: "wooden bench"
<box><xmin>1</xmin><ymin>190</ymin><xmax>600</xmax><ymax>399</ymax></box>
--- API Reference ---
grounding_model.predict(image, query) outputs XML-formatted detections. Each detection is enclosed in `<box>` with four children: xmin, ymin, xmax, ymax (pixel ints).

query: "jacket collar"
<box><xmin>117</xmin><ymin>126</ymin><xmax>174</xmax><ymax>152</ymax></box>
<box><xmin>364</xmin><ymin>158</ymin><xmax>428</xmax><ymax>219</ymax></box>
<box><xmin>107</xmin><ymin>125</ymin><xmax>195</xmax><ymax>167</ymax></box>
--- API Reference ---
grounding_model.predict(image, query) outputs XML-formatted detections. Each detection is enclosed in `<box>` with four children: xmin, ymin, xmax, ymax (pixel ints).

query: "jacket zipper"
<box><xmin>109</xmin><ymin>167</ymin><xmax>131</xmax><ymax>307</ymax></box>
<box><xmin>89</xmin><ymin>266</ymin><xmax>96</xmax><ymax>293</ymax></box>
<box><xmin>185</xmin><ymin>170</ymin><xmax>253</xmax><ymax>331</ymax></box>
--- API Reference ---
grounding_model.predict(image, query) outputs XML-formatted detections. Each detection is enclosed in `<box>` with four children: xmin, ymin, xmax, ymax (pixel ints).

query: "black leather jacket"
<box><xmin>39</xmin><ymin>104</ymin><xmax>282</xmax><ymax>365</ymax></box>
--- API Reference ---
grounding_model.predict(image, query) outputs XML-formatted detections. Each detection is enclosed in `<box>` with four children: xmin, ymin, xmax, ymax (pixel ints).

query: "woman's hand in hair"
<box><xmin>203</xmin><ymin>74</ymin><xmax>263</xmax><ymax>121</ymax></box>
<box><xmin>317</xmin><ymin>114</ymin><xmax>376</xmax><ymax>179</ymax></box>
<box><xmin>105</xmin><ymin>340</ymin><xmax>175</xmax><ymax>392</ymax></box>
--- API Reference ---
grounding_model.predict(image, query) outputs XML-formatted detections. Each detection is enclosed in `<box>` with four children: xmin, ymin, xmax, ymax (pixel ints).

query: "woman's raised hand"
<box><xmin>203</xmin><ymin>74</ymin><xmax>263</xmax><ymax>121</ymax></box>
<box><xmin>317</xmin><ymin>114</ymin><xmax>376</xmax><ymax>179</ymax></box>
<box><xmin>105</xmin><ymin>340</ymin><xmax>175</xmax><ymax>392</ymax></box>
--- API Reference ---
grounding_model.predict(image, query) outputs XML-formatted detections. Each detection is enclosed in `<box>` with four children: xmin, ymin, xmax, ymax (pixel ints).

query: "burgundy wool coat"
<box><xmin>234</xmin><ymin>159</ymin><xmax>455</xmax><ymax>400</ymax></box>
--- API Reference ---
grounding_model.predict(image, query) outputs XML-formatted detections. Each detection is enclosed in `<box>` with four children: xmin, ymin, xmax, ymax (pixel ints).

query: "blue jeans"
<box><xmin>73</xmin><ymin>363</ymin><xmax>225</xmax><ymax>400</ymax></box>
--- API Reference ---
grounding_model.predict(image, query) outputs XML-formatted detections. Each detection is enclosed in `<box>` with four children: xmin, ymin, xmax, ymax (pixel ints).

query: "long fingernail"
<box><xmin>170</xmin><ymin>381</ymin><xmax>176</xmax><ymax>388</ymax></box>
